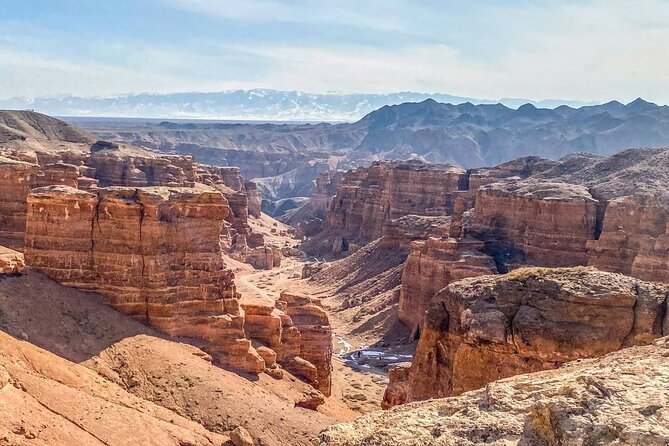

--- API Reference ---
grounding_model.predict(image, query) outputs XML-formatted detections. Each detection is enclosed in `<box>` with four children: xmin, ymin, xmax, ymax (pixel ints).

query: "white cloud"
<box><xmin>1</xmin><ymin>0</ymin><xmax>669</xmax><ymax>103</ymax></box>
<box><xmin>0</xmin><ymin>49</ymin><xmax>259</xmax><ymax>98</ymax></box>
<box><xmin>161</xmin><ymin>0</ymin><xmax>413</xmax><ymax>32</ymax></box>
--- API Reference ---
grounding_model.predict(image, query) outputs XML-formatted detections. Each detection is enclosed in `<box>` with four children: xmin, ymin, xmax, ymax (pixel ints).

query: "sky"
<box><xmin>1</xmin><ymin>0</ymin><xmax>668</xmax><ymax>103</ymax></box>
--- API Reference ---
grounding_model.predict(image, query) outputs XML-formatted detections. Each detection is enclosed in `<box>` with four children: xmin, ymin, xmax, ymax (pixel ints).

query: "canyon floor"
<box><xmin>234</xmin><ymin>215</ymin><xmax>414</xmax><ymax>414</ymax></box>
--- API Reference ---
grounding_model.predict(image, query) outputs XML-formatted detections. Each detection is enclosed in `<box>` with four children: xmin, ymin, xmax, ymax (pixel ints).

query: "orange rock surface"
<box><xmin>24</xmin><ymin>185</ymin><xmax>263</xmax><ymax>373</ymax></box>
<box><xmin>325</xmin><ymin>160</ymin><xmax>466</xmax><ymax>244</ymax></box>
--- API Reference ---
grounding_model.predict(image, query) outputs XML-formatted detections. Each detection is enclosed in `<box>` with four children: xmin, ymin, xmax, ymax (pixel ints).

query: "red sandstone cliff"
<box><xmin>471</xmin><ymin>182</ymin><xmax>599</xmax><ymax>267</ymax></box>
<box><xmin>325</xmin><ymin>160</ymin><xmax>466</xmax><ymax>244</ymax></box>
<box><xmin>24</xmin><ymin>185</ymin><xmax>264</xmax><ymax>373</ymax></box>
<box><xmin>471</xmin><ymin>149</ymin><xmax>669</xmax><ymax>282</ymax></box>
<box><xmin>0</xmin><ymin>156</ymin><xmax>41</xmax><ymax>249</ymax></box>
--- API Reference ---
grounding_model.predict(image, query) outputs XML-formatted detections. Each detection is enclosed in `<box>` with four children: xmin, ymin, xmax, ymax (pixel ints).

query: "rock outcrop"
<box><xmin>398</xmin><ymin>197</ymin><xmax>497</xmax><ymax>334</ymax></box>
<box><xmin>326</xmin><ymin>160</ymin><xmax>466</xmax><ymax>244</ymax></box>
<box><xmin>471</xmin><ymin>149</ymin><xmax>669</xmax><ymax>281</ymax></box>
<box><xmin>24</xmin><ymin>185</ymin><xmax>264</xmax><ymax>373</ymax></box>
<box><xmin>321</xmin><ymin>337</ymin><xmax>669</xmax><ymax>446</ymax></box>
<box><xmin>472</xmin><ymin>182</ymin><xmax>599</xmax><ymax>268</ymax></box>
<box><xmin>88</xmin><ymin>141</ymin><xmax>198</xmax><ymax>187</ymax></box>
<box><xmin>587</xmin><ymin>195</ymin><xmax>669</xmax><ymax>283</ymax></box>
<box><xmin>398</xmin><ymin>236</ymin><xmax>496</xmax><ymax>336</ymax></box>
<box><xmin>384</xmin><ymin>267</ymin><xmax>669</xmax><ymax>407</ymax></box>
<box><xmin>244</xmin><ymin>180</ymin><xmax>262</xmax><ymax>218</ymax></box>
<box><xmin>277</xmin><ymin>291</ymin><xmax>333</xmax><ymax>396</ymax></box>
<box><xmin>0</xmin><ymin>156</ymin><xmax>40</xmax><ymax>249</ymax></box>
<box><xmin>240</xmin><ymin>290</ymin><xmax>333</xmax><ymax>397</ymax></box>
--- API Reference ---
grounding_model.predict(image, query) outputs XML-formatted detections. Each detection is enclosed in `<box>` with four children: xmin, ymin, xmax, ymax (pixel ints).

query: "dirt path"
<box><xmin>236</xmin><ymin>269</ymin><xmax>273</xmax><ymax>301</ymax></box>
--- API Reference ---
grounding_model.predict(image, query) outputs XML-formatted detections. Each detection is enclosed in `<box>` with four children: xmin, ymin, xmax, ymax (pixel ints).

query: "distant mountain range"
<box><xmin>75</xmin><ymin>97</ymin><xmax>669</xmax><ymax>199</ymax></box>
<box><xmin>0</xmin><ymin>89</ymin><xmax>597</xmax><ymax>121</ymax></box>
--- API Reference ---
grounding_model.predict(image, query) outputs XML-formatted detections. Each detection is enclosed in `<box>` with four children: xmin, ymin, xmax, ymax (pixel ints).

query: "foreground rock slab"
<box><xmin>385</xmin><ymin>267</ymin><xmax>669</xmax><ymax>407</ymax></box>
<box><xmin>321</xmin><ymin>337</ymin><xmax>669</xmax><ymax>446</ymax></box>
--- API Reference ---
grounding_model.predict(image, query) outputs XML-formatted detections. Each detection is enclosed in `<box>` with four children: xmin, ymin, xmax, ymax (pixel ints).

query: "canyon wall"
<box><xmin>470</xmin><ymin>149</ymin><xmax>669</xmax><ymax>282</ymax></box>
<box><xmin>398</xmin><ymin>236</ymin><xmax>496</xmax><ymax>336</ymax></box>
<box><xmin>24</xmin><ymin>185</ymin><xmax>264</xmax><ymax>373</ymax></box>
<box><xmin>0</xmin><ymin>156</ymin><xmax>40</xmax><ymax>249</ymax></box>
<box><xmin>0</xmin><ymin>138</ymin><xmax>271</xmax><ymax>268</ymax></box>
<box><xmin>471</xmin><ymin>182</ymin><xmax>599</xmax><ymax>268</ymax></box>
<box><xmin>397</xmin><ymin>198</ymin><xmax>497</xmax><ymax>334</ymax></box>
<box><xmin>325</xmin><ymin>160</ymin><xmax>467</xmax><ymax>242</ymax></box>
<box><xmin>383</xmin><ymin>267</ymin><xmax>669</xmax><ymax>408</ymax></box>
<box><xmin>587</xmin><ymin>195</ymin><xmax>669</xmax><ymax>283</ymax></box>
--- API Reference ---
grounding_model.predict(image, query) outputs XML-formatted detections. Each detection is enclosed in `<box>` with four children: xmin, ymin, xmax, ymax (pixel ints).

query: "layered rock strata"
<box><xmin>398</xmin><ymin>197</ymin><xmax>497</xmax><ymax>334</ymax></box>
<box><xmin>24</xmin><ymin>185</ymin><xmax>263</xmax><ymax>373</ymax></box>
<box><xmin>326</xmin><ymin>160</ymin><xmax>467</xmax><ymax>243</ymax></box>
<box><xmin>322</xmin><ymin>337</ymin><xmax>669</xmax><ymax>446</ymax></box>
<box><xmin>472</xmin><ymin>182</ymin><xmax>599</xmax><ymax>268</ymax></box>
<box><xmin>398</xmin><ymin>236</ymin><xmax>496</xmax><ymax>336</ymax></box>
<box><xmin>0</xmin><ymin>156</ymin><xmax>40</xmax><ymax>249</ymax></box>
<box><xmin>587</xmin><ymin>195</ymin><xmax>669</xmax><ymax>283</ymax></box>
<box><xmin>1</xmin><ymin>141</ymin><xmax>270</xmax><ymax>263</ymax></box>
<box><xmin>277</xmin><ymin>291</ymin><xmax>333</xmax><ymax>396</ymax></box>
<box><xmin>470</xmin><ymin>149</ymin><xmax>669</xmax><ymax>282</ymax></box>
<box><xmin>384</xmin><ymin>267</ymin><xmax>669</xmax><ymax>408</ymax></box>
<box><xmin>240</xmin><ymin>291</ymin><xmax>333</xmax><ymax>397</ymax></box>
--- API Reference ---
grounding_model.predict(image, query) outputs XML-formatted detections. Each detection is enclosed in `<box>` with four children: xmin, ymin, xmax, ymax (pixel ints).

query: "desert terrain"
<box><xmin>0</xmin><ymin>108</ymin><xmax>667</xmax><ymax>446</ymax></box>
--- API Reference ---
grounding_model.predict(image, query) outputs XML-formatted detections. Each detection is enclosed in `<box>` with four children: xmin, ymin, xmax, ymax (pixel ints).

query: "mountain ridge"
<box><xmin>0</xmin><ymin>89</ymin><xmax>601</xmax><ymax>121</ymax></box>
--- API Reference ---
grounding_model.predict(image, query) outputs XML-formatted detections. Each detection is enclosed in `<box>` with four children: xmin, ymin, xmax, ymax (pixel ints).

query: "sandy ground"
<box><xmin>0</xmin><ymin>271</ymin><xmax>359</xmax><ymax>446</ymax></box>
<box><xmin>234</xmin><ymin>218</ymin><xmax>402</xmax><ymax>414</ymax></box>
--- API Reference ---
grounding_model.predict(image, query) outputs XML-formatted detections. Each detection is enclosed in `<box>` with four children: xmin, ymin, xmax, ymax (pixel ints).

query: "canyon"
<box><xmin>0</xmin><ymin>110</ymin><xmax>353</xmax><ymax>445</ymax></box>
<box><xmin>73</xmin><ymin>98</ymin><xmax>669</xmax><ymax>207</ymax></box>
<box><xmin>297</xmin><ymin>147</ymin><xmax>669</xmax><ymax>414</ymax></box>
<box><xmin>1</xmin><ymin>108</ymin><xmax>668</xmax><ymax>445</ymax></box>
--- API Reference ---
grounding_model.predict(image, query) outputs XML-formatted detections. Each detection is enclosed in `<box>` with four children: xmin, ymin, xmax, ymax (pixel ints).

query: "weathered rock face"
<box><xmin>240</xmin><ymin>291</ymin><xmax>333</xmax><ymax>397</ymax></box>
<box><xmin>24</xmin><ymin>185</ymin><xmax>264</xmax><ymax>373</ymax></box>
<box><xmin>470</xmin><ymin>149</ymin><xmax>669</xmax><ymax>281</ymax></box>
<box><xmin>0</xmin><ymin>157</ymin><xmax>41</xmax><ymax>249</ymax></box>
<box><xmin>276</xmin><ymin>291</ymin><xmax>333</xmax><ymax>397</ymax></box>
<box><xmin>0</xmin><ymin>245</ymin><xmax>24</xmax><ymax>273</ymax></box>
<box><xmin>310</xmin><ymin>171</ymin><xmax>344</xmax><ymax>213</ymax></box>
<box><xmin>458</xmin><ymin>156</ymin><xmax>560</xmax><ymax>207</ymax></box>
<box><xmin>326</xmin><ymin>160</ymin><xmax>467</xmax><ymax>243</ymax></box>
<box><xmin>244</xmin><ymin>180</ymin><xmax>262</xmax><ymax>218</ymax></box>
<box><xmin>398</xmin><ymin>236</ymin><xmax>496</xmax><ymax>336</ymax></box>
<box><xmin>89</xmin><ymin>141</ymin><xmax>198</xmax><ymax>187</ymax></box>
<box><xmin>1</xmin><ymin>138</ymin><xmax>271</xmax><ymax>264</ymax></box>
<box><xmin>397</xmin><ymin>198</ymin><xmax>497</xmax><ymax>334</ymax></box>
<box><xmin>472</xmin><ymin>182</ymin><xmax>599</xmax><ymax>268</ymax></box>
<box><xmin>322</xmin><ymin>337</ymin><xmax>669</xmax><ymax>446</ymax></box>
<box><xmin>384</xmin><ymin>267</ymin><xmax>669</xmax><ymax>408</ymax></box>
<box><xmin>587</xmin><ymin>195</ymin><xmax>669</xmax><ymax>283</ymax></box>
<box><xmin>289</xmin><ymin>171</ymin><xmax>345</xmax><ymax>239</ymax></box>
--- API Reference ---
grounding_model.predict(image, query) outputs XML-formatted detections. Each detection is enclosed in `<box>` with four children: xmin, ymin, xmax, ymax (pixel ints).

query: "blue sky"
<box><xmin>1</xmin><ymin>0</ymin><xmax>668</xmax><ymax>103</ymax></box>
